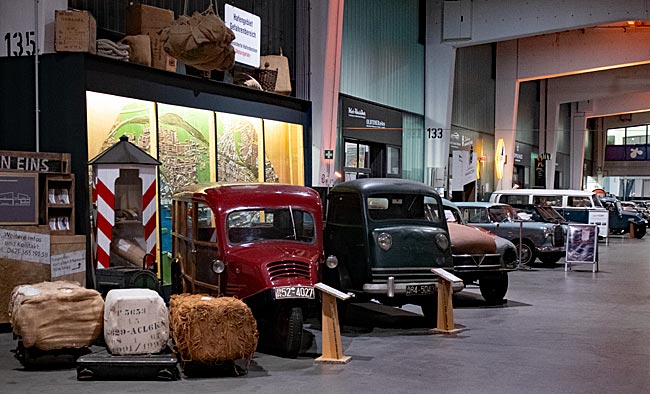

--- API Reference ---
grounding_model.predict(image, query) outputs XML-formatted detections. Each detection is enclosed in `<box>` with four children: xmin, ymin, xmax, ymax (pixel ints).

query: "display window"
<box><xmin>263</xmin><ymin>120</ymin><xmax>304</xmax><ymax>185</ymax></box>
<box><xmin>86</xmin><ymin>91</ymin><xmax>155</xmax><ymax>159</ymax></box>
<box><xmin>86</xmin><ymin>91</ymin><xmax>306</xmax><ymax>284</ymax></box>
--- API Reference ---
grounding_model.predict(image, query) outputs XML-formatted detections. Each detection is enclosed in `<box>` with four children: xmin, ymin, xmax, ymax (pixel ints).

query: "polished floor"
<box><xmin>2</xmin><ymin>234</ymin><xmax>650</xmax><ymax>394</ymax></box>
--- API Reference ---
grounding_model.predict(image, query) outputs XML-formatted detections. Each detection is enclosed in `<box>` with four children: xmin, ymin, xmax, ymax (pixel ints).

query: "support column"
<box><xmin>311</xmin><ymin>0</ymin><xmax>345</xmax><ymax>186</ymax></box>
<box><xmin>494</xmin><ymin>40</ymin><xmax>520</xmax><ymax>190</ymax></box>
<box><xmin>544</xmin><ymin>100</ymin><xmax>560</xmax><ymax>189</ymax></box>
<box><xmin>424</xmin><ymin>0</ymin><xmax>456</xmax><ymax>189</ymax></box>
<box><xmin>570</xmin><ymin>106</ymin><xmax>588</xmax><ymax>189</ymax></box>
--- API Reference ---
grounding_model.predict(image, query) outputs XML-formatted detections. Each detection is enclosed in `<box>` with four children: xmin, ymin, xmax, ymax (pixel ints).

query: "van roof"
<box><xmin>493</xmin><ymin>188</ymin><xmax>595</xmax><ymax>196</ymax></box>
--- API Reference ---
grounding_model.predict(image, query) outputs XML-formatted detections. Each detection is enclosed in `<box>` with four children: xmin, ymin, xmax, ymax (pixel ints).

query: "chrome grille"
<box><xmin>267</xmin><ymin>260</ymin><xmax>312</xmax><ymax>281</ymax></box>
<box><xmin>452</xmin><ymin>253</ymin><xmax>502</xmax><ymax>269</ymax></box>
<box><xmin>370</xmin><ymin>267</ymin><xmax>438</xmax><ymax>283</ymax></box>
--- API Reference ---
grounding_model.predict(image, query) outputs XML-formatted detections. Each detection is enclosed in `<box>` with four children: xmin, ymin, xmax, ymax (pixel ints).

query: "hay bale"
<box><xmin>10</xmin><ymin>281</ymin><xmax>104</xmax><ymax>350</ymax></box>
<box><xmin>169</xmin><ymin>294</ymin><xmax>258</xmax><ymax>363</ymax></box>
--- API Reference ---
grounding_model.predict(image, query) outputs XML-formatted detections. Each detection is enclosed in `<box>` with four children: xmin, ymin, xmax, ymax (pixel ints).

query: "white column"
<box><xmin>544</xmin><ymin>101</ymin><xmax>560</xmax><ymax>189</ymax></box>
<box><xmin>494</xmin><ymin>40</ymin><xmax>520</xmax><ymax>190</ymax></box>
<box><xmin>570</xmin><ymin>108</ymin><xmax>587</xmax><ymax>189</ymax></box>
<box><xmin>424</xmin><ymin>0</ymin><xmax>456</xmax><ymax>188</ymax></box>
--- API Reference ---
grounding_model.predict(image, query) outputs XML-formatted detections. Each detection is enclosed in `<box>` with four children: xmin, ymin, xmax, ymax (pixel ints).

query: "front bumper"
<box><xmin>537</xmin><ymin>245</ymin><xmax>565</xmax><ymax>254</ymax></box>
<box><xmin>362</xmin><ymin>280</ymin><xmax>464</xmax><ymax>296</ymax></box>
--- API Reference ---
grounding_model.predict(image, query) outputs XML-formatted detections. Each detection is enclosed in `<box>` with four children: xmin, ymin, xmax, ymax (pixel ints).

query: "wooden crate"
<box><xmin>0</xmin><ymin>226</ymin><xmax>51</xmax><ymax>324</ymax></box>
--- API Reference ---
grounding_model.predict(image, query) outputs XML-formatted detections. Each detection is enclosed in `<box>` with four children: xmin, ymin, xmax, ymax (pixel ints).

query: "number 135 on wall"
<box><xmin>427</xmin><ymin>128</ymin><xmax>443</xmax><ymax>139</ymax></box>
<box><xmin>3</xmin><ymin>31</ymin><xmax>36</xmax><ymax>57</ymax></box>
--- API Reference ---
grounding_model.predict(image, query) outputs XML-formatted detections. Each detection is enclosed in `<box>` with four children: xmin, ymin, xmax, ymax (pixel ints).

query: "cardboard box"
<box><xmin>126</xmin><ymin>4</ymin><xmax>174</xmax><ymax>36</ymax></box>
<box><xmin>55</xmin><ymin>10</ymin><xmax>96</xmax><ymax>54</ymax></box>
<box><xmin>126</xmin><ymin>5</ymin><xmax>176</xmax><ymax>71</ymax></box>
<box><xmin>50</xmin><ymin>235</ymin><xmax>86</xmax><ymax>287</ymax></box>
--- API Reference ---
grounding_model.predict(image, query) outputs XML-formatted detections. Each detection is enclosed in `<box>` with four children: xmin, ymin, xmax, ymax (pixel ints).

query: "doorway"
<box><xmin>343</xmin><ymin>140</ymin><xmax>401</xmax><ymax>180</ymax></box>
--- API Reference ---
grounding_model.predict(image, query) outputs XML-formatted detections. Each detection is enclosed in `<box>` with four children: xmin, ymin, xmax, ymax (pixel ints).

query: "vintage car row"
<box><xmin>167</xmin><ymin>180</ymin><xmax>523</xmax><ymax>357</ymax></box>
<box><xmin>490</xmin><ymin>188</ymin><xmax>647</xmax><ymax>238</ymax></box>
<box><xmin>454</xmin><ymin>202</ymin><xmax>566</xmax><ymax>266</ymax></box>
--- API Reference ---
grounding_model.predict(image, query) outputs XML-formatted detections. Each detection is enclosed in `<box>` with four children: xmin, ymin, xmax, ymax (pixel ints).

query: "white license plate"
<box><xmin>274</xmin><ymin>286</ymin><xmax>315</xmax><ymax>300</ymax></box>
<box><xmin>405</xmin><ymin>284</ymin><xmax>435</xmax><ymax>296</ymax></box>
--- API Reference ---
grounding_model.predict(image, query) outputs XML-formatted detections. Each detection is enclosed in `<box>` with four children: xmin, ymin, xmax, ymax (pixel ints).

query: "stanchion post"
<box><xmin>314</xmin><ymin>283</ymin><xmax>352</xmax><ymax>364</ymax></box>
<box><xmin>431</xmin><ymin>268</ymin><xmax>465</xmax><ymax>335</ymax></box>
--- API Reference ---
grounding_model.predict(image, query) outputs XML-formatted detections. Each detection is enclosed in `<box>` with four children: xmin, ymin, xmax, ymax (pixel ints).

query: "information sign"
<box><xmin>588</xmin><ymin>210</ymin><xmax>609</xmax><ymax>240</ymax></box>
<box><xmin>225</xmin><ymin>4</ymin><xmax>261</xmax><ymax>67</ymax></box>
<box><xmin>565</xmin><ymin>224</ymin><xmax>598</xmax><ymax>272</ymax></box>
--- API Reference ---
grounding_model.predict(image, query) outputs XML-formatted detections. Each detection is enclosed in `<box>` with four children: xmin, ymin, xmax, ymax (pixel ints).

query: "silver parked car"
<box><xmin>455</xmin><ymin>202</ymin><xmax>566</xmax><ymax>266</ymax></box>
<box><xmin>440</xmin><ymin>199</ymin><xmax>518</xmax><ymax>304</ymax></box>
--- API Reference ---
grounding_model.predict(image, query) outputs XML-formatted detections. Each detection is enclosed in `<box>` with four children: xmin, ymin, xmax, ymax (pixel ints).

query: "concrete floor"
<box><xmin>2</xmin><ymin>235</ymin><xmax>650</xmax><ymax>394</ymax></box>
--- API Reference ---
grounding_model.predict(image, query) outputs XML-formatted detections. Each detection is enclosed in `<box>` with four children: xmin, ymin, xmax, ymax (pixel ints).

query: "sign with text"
<box><xmin>51</xmin><ymin>250</ymin><xmax>86</xmax><ymax>278</ymax></box>
<box><xmin>534</xmin><ymin>158</ymin><xmax>546</xmax><ymax>188</ymax></box>
<box><xmin>0</xmin><ymin>228</ymin><xmax>50</xmax><ymax>264</ymax></box>
<box><xmin>341</xmin><ymin>97</ymin><xmax>402</xmax><ymax>146</ymax></box>
<box><xmin>0</xmin><ymin>150</ymin><xmax>70</xmax><ymax>174</ymax></box>
<box><xmin>588</xmin><ymin>210</ymin><xmax>609</xmax><ymax>238</ymax></box>
<box><xmin>225</xmin><ymin>4</ymin><xmax>261</xmax><ymax>68</ymax></box>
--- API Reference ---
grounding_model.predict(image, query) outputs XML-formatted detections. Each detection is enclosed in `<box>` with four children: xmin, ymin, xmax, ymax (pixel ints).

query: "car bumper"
<box><xmin>537</xmin><ymin>246</ymin><xmax>565</xmax><ymax>254</ymax></box>
<box><xmin>362</xmin><ymin>280</ymin><xmax>465</xmax><ymax>296</ymax></box>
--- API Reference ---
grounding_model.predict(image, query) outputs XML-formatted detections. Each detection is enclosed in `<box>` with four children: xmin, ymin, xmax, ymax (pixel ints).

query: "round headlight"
<box><xmin>325</xmin><ymin>255</ymin><xmax>339</xmax><ymax>269</ymax></box>
<box><xmin>211</xmin><ymin>259</ymin><xmax>226</xmax><ymax>274</ymax></box>
<box><xmin>435</xmin><ymin>233</ymin><xmax>450</xmax><ymax>251</ymax></box>
<box><xmin>377</xmin><ymin>233</ymin><xmax>392</xmax><ymax>251</ymax></box>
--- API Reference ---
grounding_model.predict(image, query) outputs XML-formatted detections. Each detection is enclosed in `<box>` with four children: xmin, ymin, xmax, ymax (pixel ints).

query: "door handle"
<box><xmin>191</xmin><ymin>248</ymin><xmax>197</xmax><ymax>254</ymax></box>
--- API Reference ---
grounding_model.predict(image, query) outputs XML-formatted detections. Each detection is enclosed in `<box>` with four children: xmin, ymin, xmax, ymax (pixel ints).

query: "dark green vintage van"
<box><xmin>322</xmin><ymin>178</ymin><xmax>456</xmax><ymax>323</ymax></box>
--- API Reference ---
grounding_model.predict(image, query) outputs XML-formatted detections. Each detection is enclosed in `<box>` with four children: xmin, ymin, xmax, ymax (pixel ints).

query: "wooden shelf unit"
<box><xmin>44</xmin><ymin>174</ymin><xmax>75</xmax><ymax>235</ymax></box>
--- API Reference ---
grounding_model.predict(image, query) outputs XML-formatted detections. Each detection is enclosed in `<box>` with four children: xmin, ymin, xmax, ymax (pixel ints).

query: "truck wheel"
<box><xmin>420</xmin><ymin>299</ymin><xmax>438</xmax><ymax>327</ymax></box>
<box><xmin>634</xmin><ymin>224</ymin><xmax>646</xmax><ymax>239</ymax></box>
<box><xmin>479</xmin><ymin>273</ymin><xmax>508</xmax><ymax>305</ymax></box>
<box><xmin>274</xmin><ymin>306</ymin><xmax>303</xmax><ymax>358</ymax></box>
<box><xmin>514</xmin><ymin>240</ymin><xmax>536</xmax><ymax>265</ymax></box>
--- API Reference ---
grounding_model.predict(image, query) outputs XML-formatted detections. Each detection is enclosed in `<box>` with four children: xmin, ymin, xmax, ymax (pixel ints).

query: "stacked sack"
<box><xmin>161</xmin><ymin>7</ymin><xmax>235</xmax><ymax>72</ymax></box>
<box><xmin>10</xmin><ymin>281</ymin><xmax>104</xmax><ymax>351</ymax></box>
<box><xmin>96</xmin><ymin>39</ymin><xmax>130</xmax><ymax>62</ymax></box>
<box><xmin>169</xmin><ymin>294</ymin><xmax>258</xmax><ymax>364</ymax></box>
<box><xmin>103</xmin><ymin>288</ymin><xmax>169</xmax><ymax>355</ymax></box>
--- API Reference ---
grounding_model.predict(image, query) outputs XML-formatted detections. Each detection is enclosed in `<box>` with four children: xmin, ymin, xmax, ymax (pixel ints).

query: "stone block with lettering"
<box><xmin>104</xmin><ymin>288</ymin><xmax>169</xmax><ymax>355</ymax></box>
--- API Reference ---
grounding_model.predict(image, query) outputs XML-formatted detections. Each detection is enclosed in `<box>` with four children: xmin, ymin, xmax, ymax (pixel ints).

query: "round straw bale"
<box><xmin>169</xmin><ymin>294</ymin><xmax>258</xmax><ymax>363</ymax></box>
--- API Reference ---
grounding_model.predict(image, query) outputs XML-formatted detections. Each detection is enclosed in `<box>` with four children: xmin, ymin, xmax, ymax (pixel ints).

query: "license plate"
<box><xmin>405</xmin><ymin>284</ymin><xmax>435</xmax><ymax>296</ymax></box>
<box><xmin>274</xmin><ymin>286</ymin><xmax>315</xmax><ymax>300</ymax></box>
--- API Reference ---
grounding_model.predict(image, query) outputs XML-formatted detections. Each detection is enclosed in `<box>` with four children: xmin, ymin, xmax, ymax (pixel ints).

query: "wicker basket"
<box><xmin>252</xmin><ymin>62</ymin><xmax>278</xmax><ymax>92</ymax></box>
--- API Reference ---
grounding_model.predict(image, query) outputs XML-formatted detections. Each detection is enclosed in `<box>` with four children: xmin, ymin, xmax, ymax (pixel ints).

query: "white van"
<box><xmin>489</xmin><ymin>188</ymin><xmax>647</xmax><ymax>238</ymax></box>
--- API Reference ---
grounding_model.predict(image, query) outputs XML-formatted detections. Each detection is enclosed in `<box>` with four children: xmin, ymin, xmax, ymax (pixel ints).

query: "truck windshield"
<box><xmin>227</xmin><ymin>208</ymin><xmax>315</xmax><ymax>244</ymax></box>
<box><xmin>367</xmin><ymin>194</ymin><xmax>443</xmax><ymax>224</ymax></box>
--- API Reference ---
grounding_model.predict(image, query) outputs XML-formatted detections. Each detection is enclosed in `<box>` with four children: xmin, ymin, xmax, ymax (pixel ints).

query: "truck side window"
<box><xmin>329</xmin><ymin>193</ymin><xmax>362</xmax><ymax>225</ymax></box>
<box><xmin>195</xmin><ymin>202</ymin><xmax>217</xmax><ymax>243</ymax></box>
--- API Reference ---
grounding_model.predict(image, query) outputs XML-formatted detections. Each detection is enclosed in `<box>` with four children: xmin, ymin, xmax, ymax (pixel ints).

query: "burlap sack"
<box><xmin>120</xmin><ymin>34</ymin><xmax>152</xmax><ymax>66</ymax></box>
<box><xmin>10</xmin><ymin>281</ymin><xmax>104</xmax><ymax>350</ymax></box>
<box><xmin>161</xmin><ymin>7</ymin><xmax>235</xmax><ymax>71</ymax></box>
<box><xmin>447</xmin><ymin>222</ymin><xmax>497</xmax><ymax>255</ymax></box>
<box><xmin>169</xmin><ymin>294</ymin><xmax>258</xmax><ymax>363</ymax></box>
